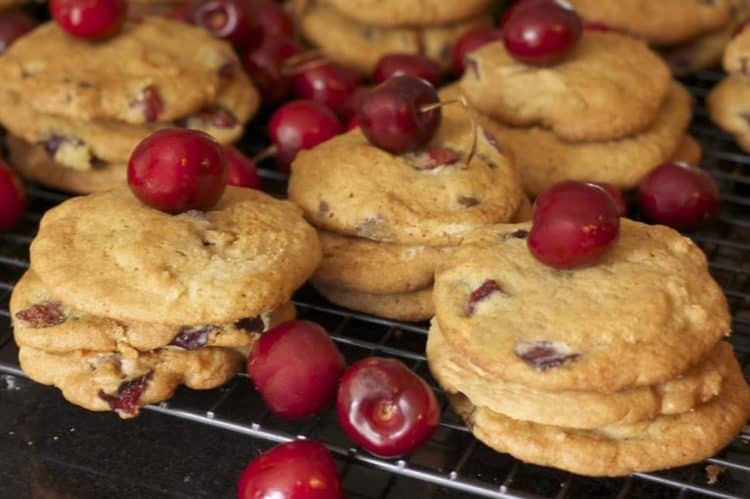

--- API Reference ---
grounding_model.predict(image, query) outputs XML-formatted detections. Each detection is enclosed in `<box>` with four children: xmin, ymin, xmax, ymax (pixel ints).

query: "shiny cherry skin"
<box><xmin>244</xmin><ymin>0</ymin><xmax>293</xmax><ymax>37</ymax></box>
<box><xmin>243</xmin><ymin>33</ymin><xmax>301</xmax><ymax>103</ymax></box>
<box><xmin>127</xmin><ymin>129</ymin><xmax>227</xmax><ymax>213</ymax></box>
<box><xmin>451</xmin><ymin>25</ymin><xmax>503</xmax><ymax>75</ymax></box>
<box><xmin>337</xmin><ymin>357</ymin><xmax>440</xmax><ymax>458</ymax></box>
<box><xmin>0</xmin><ymin>160</ymin><xmax>26</xmax><ymax>231</ymax></box>
<box><xmin>592</xmin><ymin>182</ymin><xmax>627</xmax><ymax>217</ymax></box>
<box><xmin>191</xmin><ymin>0</ymin><xmax>260</xmax><ymax>50</ymax></box>
<box><xmin>225</xmin><ymin>146</ymin><xmax>261</xmax><ymax>189</ymax></box>
<box><xmin>237</xmin><ymin>440</ymin><xmax>343</xmax><ymax>499</ymax></box>
<box><xmin>49</xmin><ymin>0</ymin><xmax>127</xmax><ymax>40</ymax></box>
<box><xmin>357</xmin><ymin>75</ymin><xmax>441</xmax><ymax>154</ymax></box>
<box><xmin>339</xmin><ymin>85</ymin><xmax>371</xmax><ymax>122</ymax></box>
<box><xmin>373</xmin><ymin>54</ymin><xmax>443</xmax><ymax>87</ymax></box>
<box><xmin>637</xmin><ymin>162</ymin><xmax>720</xmax><ymax>230</ymax></box>
<box><xmin>292</xmin><ymin>60</ymin><xmax>363</xmax><ymax>115</ymax></box>
<box><xmin>0</xmin><ymin>12</ymin><xmax>37</xmax><ymax>54</ymax></box>
<box><xmin>528</xmin><ymin>181</ymin><xmax>620</xmax><ymax>269</ymax></box>
<box><xmin>248</xmin><ymin>320</ymin><xmax>345</xmax><ymax>419</ymax></box>
<box><xmin>503</xmin><ymin>0</ymin><xmax>582</xmax><ymax>66</ymax></box>
<box><xmin>269</xmin><ymin>100</ymin><xmax>342</xmax><ymax>171</ymax></box>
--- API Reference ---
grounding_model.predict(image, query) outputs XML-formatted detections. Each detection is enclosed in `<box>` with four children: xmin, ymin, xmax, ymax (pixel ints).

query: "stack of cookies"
<box><xmin>0</xmin><ymin>16</ymin><xmax>259</xmax><ymax>193</ymax></box>
<box><xmin>428</xmin><ymin>220</ymin><xmax>750</xmax><ymax>476</ymax></box>
<box><xmin>708</xmin><ymin>25</ymin><xmax>750</xmax><ymax>153</ymax></box>
<box><xmin>458</xmin><ymin>31</ymin><xmax>699</xmax><ymax>197</ymax></box>
<box><xmin>288</xmin><ymin>100</ymin><xmax>529</xmax><ymax>322</ymax></box>
<box><xmin>293</xmin><ymin>0</ymin><xmax>494</xmax><ymax>75</ymax></box>
<box><xmin>10</xmin><ymin>187</ymin><xmax>320</xmax><ymax>418</ymax></box>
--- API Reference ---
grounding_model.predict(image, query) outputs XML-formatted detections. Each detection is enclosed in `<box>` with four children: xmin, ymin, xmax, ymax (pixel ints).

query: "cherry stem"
<box><xmin>418</xmin><ymin>96</ymin><xmax>478</xmax><ymax>170</ymax></box>
<box><xmin>280</xmin><ymin>49</ymin><xmax>326</xmax><ymax>76</ymax></box>
<box><xmin>252</xmin><ymin>144</ymin><xmax>277</xmax><ymax>163</ymax></box>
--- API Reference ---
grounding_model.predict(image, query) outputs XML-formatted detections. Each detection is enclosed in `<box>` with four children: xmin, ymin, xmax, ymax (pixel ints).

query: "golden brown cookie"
<box><xmin>707</xmin><ymin>74</ymin><xmax>750</xmax><ymax>152</ymax></box>
<box><xmin>313</xmin><ymin>283</ymin><xmax>434</xmax><ymax>322</ymax></box>
<box><xmin>315</xmin><ymin>0</ymin><xmax>493</xmax><ymax>27</ymax></box>
<box><xmin>673</xmin><ymin>134</ymin><xmax>703</xmax><ymax>166</ymax></box>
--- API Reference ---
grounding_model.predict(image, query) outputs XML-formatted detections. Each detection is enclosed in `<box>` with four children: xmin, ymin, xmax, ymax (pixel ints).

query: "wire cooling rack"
<box><xmin>0</xmin><ymin>69</ymin><xmax>748</xmax><ymax>499</ymax></box>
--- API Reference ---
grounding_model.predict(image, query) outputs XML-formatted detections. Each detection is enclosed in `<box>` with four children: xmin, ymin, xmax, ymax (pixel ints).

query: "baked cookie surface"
<box><xmin>317</xmin><ymin>0</ymin><xmax>493</xmax><ymax>27</ymax></box>
<box><xmin>708</xmin><ymin>74</ymin><xmax>750</xmax><ymax>152</ymax></box>
<box><xmin>313</xmin><ymin>284</ymin><xmax>434</xmax><ymax>322</ymax></box>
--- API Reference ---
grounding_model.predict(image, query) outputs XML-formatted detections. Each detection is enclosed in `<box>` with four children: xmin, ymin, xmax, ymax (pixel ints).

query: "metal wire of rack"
<box><xmin>0</xmin><ymin>69</ymin><xmax>748</xmax><ymax>499</ymax></box>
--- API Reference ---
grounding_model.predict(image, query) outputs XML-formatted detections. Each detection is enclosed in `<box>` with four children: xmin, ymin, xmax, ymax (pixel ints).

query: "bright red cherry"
<box><xmin>503</xmin><ymin>0</ymin><xmax>582</xmax><ymax>66</ymax></box>
<box><xmin>269</xmin><ymin>100</ymin><xmax>342</xmax><ymax>171</ymax></box>
<box><xmin>0</xmin><ymin>160</ymin><xmax>26</xmax><ymax>231</ymax></box>
<box><xmin>191</xmin><ymin>0</ymin><xmax>260</xmax><ymax>50</ymax></box>
<box><xmin>243</xmin><ymin>33</ymin><xmax>301</xmax><ymax>103</ymax></box>
<box><xmin>49</xmin><ymin>0</ymin><xmax>127</xmax><ymax>40</ymax></box>
<box><xmin>337</xmin><ymin>357</ymin><xmax>440</xmax><ymax>458</ymax></box>
<box><xmin>243</xmin><ymin>0</ymin><xmax>293</xmax><ymax>37</ymax></box>
<box><xmin>292</xmin><ymin>60</ymin><xmax>363</xmax><ymax>115</ymax></box>
<box><xmin>0</xmin><ymin>12</ymin><xmax>37</xmax><ymax>54</ymax></box>
<box><xmin>373</xmin><ymin>54</ymin><xmax>443</xmax><ymax>87</ymax></box>
<box><xmin>451</xmin><ymin>26</ymin><xmax>503</xmax><ymax>75</ymax></box>
<box><xmin>248</xmin><ymin>320</ymin><xmax>345</xmax><ymax>419</ymax></box>
<box><xmin>237</xmin><ymin>440</ymin><xmax>343</xmax><ymax>499</ymax></box>
<box><xmin>592</xmin><ymin>182</ymin><xmax>627</xmax><ymax>217</ymax></box>
<box><xmin>225</xmin><ymin>146</ymin><xmax>261</xmax><ymax>189</ymax></box>
<box><xmin>127</xmin><ymin>129</ymin><xmax>227</xmax><ymax>214</ymax></box>
<box><xmin>528</xmin><ymin>181</ymin><xmax>620</xmax><ymax>269</ymax></box>
<box><xmin>637</xmin><ymin>162</ymin><xmax>720</xmax><ymax>230</ymax></box>
<box><xmin>357</xmin><ymin>75</ymin><xmax>441</xmax><ymax>154</ymax></box>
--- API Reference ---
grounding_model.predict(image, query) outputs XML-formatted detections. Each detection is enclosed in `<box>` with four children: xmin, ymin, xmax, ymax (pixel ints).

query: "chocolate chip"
<box><xmin>219</xmin><ymin>61</ymin><xmax>237</xmax><ymax>79</ymax></box>
<box><xmin>170</xmin><ymin>326</ymin><xmax>213</xmax><ymax>350</ymax></box>
<box><xmin>234</xmin><ymin>316</ymin><xmax>264</xmax><ymax>333</ymax></box>
<box><xmin>78</xmin><ymin>81</ymin><xmax>92</xmax><ymax>88</ymax></box>
<box><xmin>482</xmin><ymin>128</ymin><xmax>501</xmax><ymax>152</ymax></box>
<box><xmin>741</xmin><ymin>57</ymin><xmax>750</xmax><ymax>76</ymax></box>
<box><xmin>16</xmin><ymin>302</ymin><xmax>66</xmax><ymax>328</ymax></box>
<box><xmin>458</xmin><ymin>196</ymin><xmax>479</xmax><ymax>207</ymax></box>
<box><xmin>477</xmin><ymin>153</ymin><xmax>497</xmax><ymax>169</ymax></box>
<box><xmin>362</xmin><ymin>26</ymin><xmax>374</xmax><ymax>39</ymax></box>
<box><xmin>318</xmin><ymin>200</ymin><xmax>330</xmax><ymax>215</ymax></box>
<box><xmin>98</xmin><ymin>371</ymin><xmax>153</xmax><ymax>416</ymax></box>
<box><xmin>465</xmin><ymin>280</ymin><xmax>502</xmax><ymax>316</ymax></box>
<box><xmin>507</xmin><ymin>229</ymin><xmax>529</xmax><ymax>239</ymax></box>
<box><xmin>514</xmin><ymin>341</ymin><xmax>580</xmax><ymax>371</ymax></box>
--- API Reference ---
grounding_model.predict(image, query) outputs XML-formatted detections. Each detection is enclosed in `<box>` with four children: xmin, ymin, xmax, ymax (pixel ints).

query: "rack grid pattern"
<box><xmin>0</xmin><ymin>70</ymin><xmax>749</xmax><ymax>499</ymax></box>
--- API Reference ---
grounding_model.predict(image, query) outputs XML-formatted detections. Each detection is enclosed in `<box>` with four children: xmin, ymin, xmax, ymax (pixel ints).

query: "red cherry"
<box><xmin>268</xmin><ymin>100</ymin><xmax>342</xmax><ymax>171</ymax></box>
<box><xmin>0</xmin><ymin>160</ymin><xmax>26</xmax><ymax>231</ymax></box>
<box><xmin>242</xmin><ymin>33</ymin><xmax>301</xmax><ymax>103</ymax></box>
<box><xmin>49</xmin><ymin>0</ymin><xmax>127</xmax><ymax>40</ymax></box>
<box><xmin>248</xmin><ymin>321</ymin><xmax>345</xmax><ymax>419</ymax></box>
<box><xmin>373</xmin><ymin>54</ymin><xmax>443</xmax><ymax>87</ymax></box>
<box><xmin>592</xmin><ymin>182</ymin><xmax>627</xmax><ymax>217</ymax></box>
<box><xmin>0</xmin><ymin>12</ymin><xmax>37</xmax><ymax>54</ymax></box>
<box><xmin>637</xmin><ymin>162</ymin><xmax>720</xmax><ymax>230</ymax></box>
<box><xmin>336</xmin><ymin>357</ymin><xmax>440</xmax><ymax>458</ymax></box>
<box><xmin>346</xmin><ymin>116</ymin><xmax>359</xmax><ymax>131</ymax></box>
<box><xmin>191</xmin><ymin>0</ymin><xmax>260</xmax><ymax>50</ymax></box>
<box><xmin>127</xmin><ymin>129</ymin><xmax>227</xmax><ymax>214</ymax></box>
<box><xmin>451</xmin><ymin>26</ymin><xmax>503</xmax><ymax>75</ymax></box>
<box><xmin>339</xmin><ymin>85</ymin><xmax>371</xmax><ymax>122</ymax></box>
<box><xmin>168</xmin><ymin>3</ymin><xmax>196</xmax><ymax>22</ymax></box>
<box><xmin>503</xmin><ymin>0</ymin><xmax>582</xmax><ymax>66</ymax></box>
<box><xmin>528</xmin><ymin>181</ymin><xmax>620</xmax><ymax>269</ymax></box>
<box><xmin>237</xmin><ymin>440</ymin><xmax>343</xmax><ymax>499</ymax></box>
<box><xmin>224</xmin><ymin>146</ymin><xmax>261</xmax><ymax>189</ymax></box>
<box><xmin>292</xmin><ymin>60</ymin><xmax>363</xmax><ymax>115</ymax></box>
<box><xmin>357</xmin><ymin>75</ymin><xmax>441</xmax><ymax>154</ymax></box>
<box><xmin>243</xmin><ymin>0</ymin><xmax>293</xmax><ymax>37</ymax></box>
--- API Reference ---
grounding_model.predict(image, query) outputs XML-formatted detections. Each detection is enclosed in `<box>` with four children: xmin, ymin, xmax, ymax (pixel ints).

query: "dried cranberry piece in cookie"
<box><xmin>234</xmin><ymin>315</ymin><xmax>264</xmax><ymax>333</ymax></box>
<box><xmin>406</xmin><ymin>146</ymin><xmax>461</xmax><ymax>170</ymax></box>
<box><xmin>130</xmin><ymin>85</ymin><xmax>164</xmax><ymax>123</ymax></box>
<box><xmin>465</xmin><ymin>279</ymin><xmax>501</xmax><ymax>316</ymax></box>
<box><xmin>16</xmin><ymin>302</ymin><xmax>65</xmax><ymax>328</ymax></box>
<box><xmin>514</xmin><ymin>341</ymin><xmax>579</xmax><ymax>371</ymax></box>
<box><xmin>170</xmin><ymin>326</ymin><xmax>213</xmax><ymax>350</ymax></box>
<box><xmin>98</xmin><ymin>371</ymin><xmax>153</xmax><ymax>416</ymax></box>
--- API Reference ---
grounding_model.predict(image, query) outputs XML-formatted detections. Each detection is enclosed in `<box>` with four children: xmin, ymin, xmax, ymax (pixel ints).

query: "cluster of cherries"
<box><xmin>237</xmin><ymin>319</ymin><xmax>440</xmax><ymax>498</ymax></box>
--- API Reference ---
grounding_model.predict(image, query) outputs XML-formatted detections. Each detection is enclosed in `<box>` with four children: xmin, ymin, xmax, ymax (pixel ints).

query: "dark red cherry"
<box><xmin>503</xmin><ymin>0</ymin><xmax>582</xmax><ymax>66</ymax></box>
<box><xmin>224</xmin><ymin>146</ymin><xmax>261</xmax><ymax>189</ymax></box>
<box><xmin>346</xmin><ymin>116</ymin><xmax>359</xmax><ymax>130</ymax></box>
<box><xmin>242</xmin><ymin>33</ymin><xmax>301</xmax><ymax>103</ymax></box>
<box><xmin>292</xmin><ymin>60</ymin><xmax>363</xmax><ymax>115</ymax></box>
<box><xmin>637</xmin><ymin>162</ymin><xmax>720</xmax><ymax>230</ymax></box>
<box><xmin>0</xmin><ymin>160</ymin><xmax>26</xmax><ymax>231</ymax></box>
<box><xmin>337</xmin><ymin>357</ymin><xmax>440</xmax><ymax>458</ymax></box>
<box><xmin>592</xmin><ymin>182</ymin><xmax>627</xmax><ymax>217</ymax></box>
<box><xmin>248</xmin><ymin>321</ymin><xmax>345</xmax><ymax>419</ymax></box>
<box><xmin>0</xmin><ymin>12</ymin><xmax>37</xmax><ymax>54</ymax></box>
<box><xmin>373</xmin><ymin>54</ymin><xmax>443</xmax><ymax>87</ymax></box>
<box><xmin>168</xmin><ymin>3</ymin><xmax>196</xmax><ymax>22</ymax></box>
<box><xmin>237</xmin><ymin>440</ymin><xmax>343</xmax><ymax>499</ymax></box>
<box><xmin>339</xmin><ymin>85</ymin><xmax>371</xmax><ymax>122</ymax></box>
<box><xmin>528</xmin><ymin>181</ymin><xmax>620</xmax><ymax>269</ymax></box>
<box><xmin>268</xmin><ymin>100</ymin><xmax>342</xmax><ymax>171</ymax></box>
<box><xmin>243</xmin><ymin>0</ymin><xmax>293</xmax><ymax>37</ymax></box>
<box><xmin>49</xmin><ymin>0</ymin><xmax>127</xmax><ymax>40</ymax></box>
<box><xmin>452</xmin><ymin>25</ymin><xmax>503</xmax><ymax>75</ymax></box>
<box><xmin>127</xmin><ymin>129</ymin><xmax>227</xmax><ymax>213</ymax></box>
<box><xmin>357</xmin><ymin>75</ymin><xmax>441</xmax><ymax>154</ymax></box>
<box><xmin>191</xmin><ymin>0</ymin><xmax>260</xmax><ymax>50</ymax></box>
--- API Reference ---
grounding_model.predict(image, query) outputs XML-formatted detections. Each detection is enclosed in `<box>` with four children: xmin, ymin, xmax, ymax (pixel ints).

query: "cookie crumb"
<box><xmin>706</xmin><ymin>464</ymin><xmax>726</xmax><ymax>485</ymax></box>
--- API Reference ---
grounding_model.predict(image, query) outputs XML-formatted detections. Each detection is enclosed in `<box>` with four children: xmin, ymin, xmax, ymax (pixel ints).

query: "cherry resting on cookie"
<box><xmin>237</xmin><ymin>440</ymin><xmax>343</xmax><ymax>499</ymax></box>
<box><xmin>50</xmin><ymin>0</ymin><xmax>127</xmax><ymax>40</ymax></box>
<box><xmin>127</xmin><ymin>129</ymin><xmax>227</xmax><ymax>213</ymax></box>
<box><xmin>373</xmin><ymin>54</ymin><xmax>443</xmax><ymax>87</ymax></box>
<box><xmin>269</xmin><ymin>100</ymin><xmax>342</xmax><ymax>171</ymax></box>
<box><xmin>452</xmin><ymin>26</ymin><xmax>504</xmax><ymax>75</ymax></box>
<box><xmin>528</xmin><ymin>181</ymin><xmax>620</xmax><ymax>269</ymax></box>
